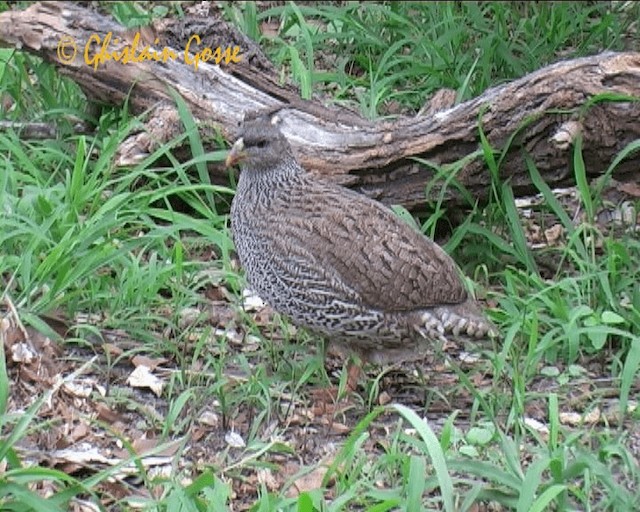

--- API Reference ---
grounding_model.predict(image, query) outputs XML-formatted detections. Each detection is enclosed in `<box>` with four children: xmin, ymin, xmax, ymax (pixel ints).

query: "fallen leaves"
<box><xmin>286</xmin><ymin>463</ymin><xmax>331</xmax><ymax>498</ymax></box>
<box><xmin>225</xmin><ymin>430</ymin><xmax>246</xmax><ymax>449</ymax></box>
<box><xmin>126</xmin><ymin>354</ymin><xmax>169</xmax><ymax>397</ymax></box>
<box><xmin>515</xmin><ymin>179</ymin><xmax>640</xmax><ymax>258</ymax></box>
<box><xmin>3</xmin><ymin>234</ymin><xmax>639</xmax><ymax>510</ymax></box>
<box><xmin>127</xmin><ymin>365</ymin><xmax>164</xmax><ymax>397</ymax></box>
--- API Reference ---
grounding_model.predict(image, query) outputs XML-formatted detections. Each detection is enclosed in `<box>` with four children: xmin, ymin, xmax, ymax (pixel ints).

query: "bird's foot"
<box><xmin>419</xmin><ymin>308</ymin><xmax>498</xmax><ymax>340</ymax></box>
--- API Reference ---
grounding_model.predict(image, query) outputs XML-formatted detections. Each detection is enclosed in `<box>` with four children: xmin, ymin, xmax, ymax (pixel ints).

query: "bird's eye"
<box><xmin>255</xmin><ymin>140</ymin><xmax>267</xmax><ymax>148</ymax></box>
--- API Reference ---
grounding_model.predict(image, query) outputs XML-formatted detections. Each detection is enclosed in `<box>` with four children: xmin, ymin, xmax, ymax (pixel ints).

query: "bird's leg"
<box><xmin>345</xmin><ymin>356</ymin><xmax>362</xmax><ymax>394</ymax></box>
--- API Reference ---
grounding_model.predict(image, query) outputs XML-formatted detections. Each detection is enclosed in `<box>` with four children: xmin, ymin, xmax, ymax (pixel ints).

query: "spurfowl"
<box><xmin>226</xmin><ymin>113</ymin><xmax>496</xmax><ymax>367</ymax></box>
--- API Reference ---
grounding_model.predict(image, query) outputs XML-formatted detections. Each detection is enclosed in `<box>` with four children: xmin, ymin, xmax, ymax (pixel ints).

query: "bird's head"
<box><xmin>225</xmin><ymin>114</ymin><xmax>293</xmax><ymax>173</ymax></box>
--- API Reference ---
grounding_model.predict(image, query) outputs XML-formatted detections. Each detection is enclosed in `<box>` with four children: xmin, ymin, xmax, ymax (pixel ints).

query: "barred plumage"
<box><xmin>227</xmin><ymin>113</ymin><xmax>497</xmax><ymax>364</ymax></box>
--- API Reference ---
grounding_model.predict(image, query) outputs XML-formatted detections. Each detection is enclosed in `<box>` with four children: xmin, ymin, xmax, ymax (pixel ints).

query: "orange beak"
<box><xmin>225</xmin><ymin>138</ymin><xmax>246</xmax><ymax>168</ymax></box>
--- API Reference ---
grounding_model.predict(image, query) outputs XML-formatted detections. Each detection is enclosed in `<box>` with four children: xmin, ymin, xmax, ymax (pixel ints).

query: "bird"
<box><xmin>226</xmin><ymin>112</ymin><xmax>497</xmax><ymax>370</ymax></box>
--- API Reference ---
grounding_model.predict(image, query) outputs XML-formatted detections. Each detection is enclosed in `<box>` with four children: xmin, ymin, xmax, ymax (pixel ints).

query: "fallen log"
<box><xmin>1</xmin><ymin>2</ymin><xmax>639</xmax><ymax>210</ymax></box>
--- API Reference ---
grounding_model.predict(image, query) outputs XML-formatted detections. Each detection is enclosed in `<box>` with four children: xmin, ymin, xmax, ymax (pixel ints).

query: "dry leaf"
<box><xmin>559</xmin><ymin>408</ymin><xmax>601</xmax><ymax>426</ymax></box>
<box><xmin>459</xmin><ymin>351</ymin><xmax>480</xmax><ymax>363</ymax></box>
<box><xmin>619</xmin><ymin>181</ymin><xmax>640</xmax><ymax>197</ymax></box>
<box><xmin>11</xmin><ymin>342</ymin><xmax>37</xmax><ymax>363</ymax></box>
<box><xmin>260</xmin><ymin>21</ymin><xmax>280</xmax><ymax>38</ymax></box>
<box><xmin>69</xmin><ymin>422</ymin><xmax>91</xmax><ymax>443</ymax></box>
<box><xmin>225</xmin><ymin>431</ymin><xmax>246</xmax><ymax>448</ymax></box>
<box><xmin>286</xmin><ymin>465</ymin><xmax>330</xmax><ymax>498</ymax></box>
<box><xmin>102</xmin><ymin>343</ymin><xmax>123</xmax><ymax>357</ymax></box>
<box><xmin>126</xmin><ymin>365</ymin><xmax>164</xmax><ymax>397</ymax></box>
<box><xmin>198</xmin><ymin>410</ymin><xmax>219</xmax><ymax>427</ymax></box>
<box><xmin>326</xmin><ymin>420</ymin><xmax>350</xmax><ymax>435</ymax></box>
<box><xmin>178</xmin><ymin>307</ymin><xmax>203</xmax><ymax>328</ymax></box>
<box><xmin>524</xmin><ymin>417</ymin><xmax>549</xmax><ymax>438</ymax></box>
<box><xmin>242</xmin><ymin>288</ymin><xmax>265</xmax><ymax>311</ymax></box>
<box><xmin>94</xmin><ymin>402</ymin><xmax>122</xmax><ymax>423</ymax></box>
<box><xmin>378</xmin><ymin>391</ymin><xmax>392</xmax><ymax>406</ymax></box>
<box><xmin>63</xmin><ymin>379</ymin><xmax>94</xmax><ymax>398</ymax></box>
<box><xmin>544</xmin><ymin>224</ymin><xmax>564</xmax><ymax>244</ymax></box>
<box><xmin>257</xmin><ymin>468</ymin><xmax>279</xmax><ymax>491</ymax></box>
<box><xmin>51</xmin><ymin>443</ymin><xmax>113</xmax><ymax>465</ymax></box>
<box><xmin>131</xmin><ymin>355</ymin><xmax>167</xmax><ymax>371</ymax></box>
<box><xmin>132</xmin><ymin>436</ymin><xmax>162</xmax><ymax>455</ymax></box>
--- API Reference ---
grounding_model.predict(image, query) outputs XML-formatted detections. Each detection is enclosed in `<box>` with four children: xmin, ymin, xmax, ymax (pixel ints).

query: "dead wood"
<box><xmin>1</xmin><ymin>2</ymin><xmax>639</xmax><ymax>210</ymax></box>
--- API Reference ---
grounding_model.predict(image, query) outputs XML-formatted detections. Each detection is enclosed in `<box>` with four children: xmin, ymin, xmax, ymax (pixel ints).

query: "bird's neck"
<box><xmin>237</xmin><ymin>160</ymin><xmax>308</xmax><ymax>203</ymax></box>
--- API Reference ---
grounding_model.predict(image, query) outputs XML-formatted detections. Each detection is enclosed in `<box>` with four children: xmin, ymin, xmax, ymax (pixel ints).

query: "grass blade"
<box><xmin>391</xmin><ymin>404</ymin><xmax>455</xmax><ymax>512</ymax></box>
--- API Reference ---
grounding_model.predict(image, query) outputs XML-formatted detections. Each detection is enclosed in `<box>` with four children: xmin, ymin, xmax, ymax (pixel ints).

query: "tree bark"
<box><xmin>1</xmin><ymin>2</ymin><xmax>639</xmax><ymax>210</ymax></box>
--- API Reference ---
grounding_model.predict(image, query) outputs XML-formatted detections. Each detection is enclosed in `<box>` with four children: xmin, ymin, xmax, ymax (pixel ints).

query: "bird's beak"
<box><xmin>225</xmin><ymin>138</ymin><xmax>246</xmax><ymax>168</ymax></box>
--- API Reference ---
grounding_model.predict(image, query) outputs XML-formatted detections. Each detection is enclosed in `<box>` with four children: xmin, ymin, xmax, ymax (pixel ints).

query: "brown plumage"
<box><xmin>227</xmin><ymin>113</ymin><xmax>496</xmax><ymax>364</ymax></box>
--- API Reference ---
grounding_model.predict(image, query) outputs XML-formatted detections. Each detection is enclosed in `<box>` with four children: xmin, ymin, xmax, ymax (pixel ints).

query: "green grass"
<box><xmin>2</xmin><ymin>1</ymin><xmax>640</xmax><ymax>511</ymax></box>
<box><xmin>225</xmin><ymin>1</ymin><xmax>637</xmax><ymax>116</ymax></box>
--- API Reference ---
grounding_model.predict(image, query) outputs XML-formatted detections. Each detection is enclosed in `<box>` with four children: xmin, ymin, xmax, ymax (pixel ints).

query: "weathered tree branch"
<box><xmin>1</xmin><ymin>2</ymin><xmax>639</xmax><ymax>210</ymax></box>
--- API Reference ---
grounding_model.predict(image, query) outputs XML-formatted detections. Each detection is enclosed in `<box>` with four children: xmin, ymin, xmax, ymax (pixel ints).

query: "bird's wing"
<box><xmin>274</xmin><ymin>182</ymin><xmax>469</xmax><ymax>312</ymax></box>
